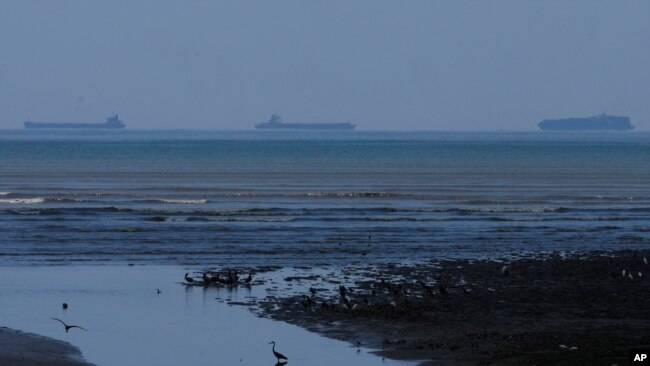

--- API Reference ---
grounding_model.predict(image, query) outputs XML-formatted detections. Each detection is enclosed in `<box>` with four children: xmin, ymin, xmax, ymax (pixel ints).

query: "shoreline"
<box><xmin>0</xmin><ymin>326</ymin><xmax>91</xmax><ymax>366</ymax></box>
<box><xmin>245</xmin><ymin>250</ymin><xmax>650</xmax><ymax>365</ymax></box>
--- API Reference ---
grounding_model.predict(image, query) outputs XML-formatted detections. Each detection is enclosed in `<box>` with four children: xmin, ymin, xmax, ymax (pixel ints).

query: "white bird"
<box><xmin>622</xmin><ymin>269</ymin><xmax>626</xmax><ymax>277</ymax></box>
<box><xmin>628</xmin><ymin>273</ymin><xmax>634</xmax><ymax>280</ymax></box>
<box><xmin>638</xmin><ymin>272</ymin><xmax>643</xmax><ymax>279</ymax></box>
<box><xmin>644</xmin><ymin>256</ymin><xmax>648</xmax><ymax>265</ymax></box>
<box><xmin>51</xmin><ymin>318</ymin><xmax>87</xmax><ymax>333</ymax></box>
<box><xmin>389</xmin><ymin>301</ymin><xmax>397</xmax><ymax>307</ymax></box>
<box><xmin>501</xmin><ymin>265</ymin><xmax>509</xmax><ymax>276</ymax></box>
<box><xmin>559</xmin><ymin>344</ymin><xmax>578</xmax><ymax>351</ymax></box>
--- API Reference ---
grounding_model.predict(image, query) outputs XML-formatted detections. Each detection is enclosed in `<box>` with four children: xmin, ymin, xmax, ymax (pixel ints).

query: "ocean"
<box><xmin>2</xmin><ymin>130</ymin><xmax>650</xmax><ymax>266</ymax></box>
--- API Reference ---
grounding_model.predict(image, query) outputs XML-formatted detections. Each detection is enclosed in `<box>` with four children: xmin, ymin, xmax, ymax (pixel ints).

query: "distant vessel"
<box><xmin>538</xmin><ymin>114</ymin><xmax>633</xmax><ymax>131</ymax></box>
<box><xmin>255</xmin><ymin>114</ymin><xmax>355</xmax><ymax>130</ymax></box>
<box><xmin>24</xmin><ymin>114</ymin><xmax>125</xmax><ymax>129</ymax></box>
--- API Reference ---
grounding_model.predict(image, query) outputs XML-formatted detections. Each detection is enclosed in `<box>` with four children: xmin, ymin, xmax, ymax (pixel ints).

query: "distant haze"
<box><xmin>1</xmin><ymin>1</ymin><xmax>649</xmax><ymax>131</ymax></box>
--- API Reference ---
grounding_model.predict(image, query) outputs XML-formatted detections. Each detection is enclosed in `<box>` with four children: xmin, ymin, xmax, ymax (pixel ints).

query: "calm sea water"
<box><xmin>2</xmin><ymin>130</ymin><xmax>650</xmax><ymax>265</ymax></box>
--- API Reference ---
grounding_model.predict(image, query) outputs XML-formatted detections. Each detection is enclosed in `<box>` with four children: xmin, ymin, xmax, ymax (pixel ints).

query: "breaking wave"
<box><xmin>0</xmin><ymin>197</ymin><xmax>45</xmax><ymax>204</ymax></box>
<box><xmin>154</xmin><ymin>199</ymin><xmax>208</xmax><ymax>204</ymax></box>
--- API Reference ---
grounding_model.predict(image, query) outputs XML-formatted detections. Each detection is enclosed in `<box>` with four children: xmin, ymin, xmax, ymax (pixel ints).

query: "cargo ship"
<box><xmin>255</xmin><ymin>114</ymin><xmax>355</xmax><ymax>130</ymax></box>
<box><xmin>538</xmin><ymin>114</ymin><xmax>633</xmax><ymax>131</ymax></box>
<box><xmin>24</xmin><ymin>114</ymin><xmax>125</xmax><ymax>129</ymax></box>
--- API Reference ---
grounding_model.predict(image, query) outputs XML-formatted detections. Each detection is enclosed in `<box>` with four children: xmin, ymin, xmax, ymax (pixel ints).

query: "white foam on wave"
<box><xmin>0</xmin><ymin>192</ymin><xmax>10</xmax><ymax>196</ymax></box>
<box><xmin>157</xmin><ymin>199</ymin><xmax>208</xmax><ymax>204</ymax></box>
<box><xmin>0</xmin><ymin>197</ymin><xmax>45</xmax><ymax>204</ymax></box>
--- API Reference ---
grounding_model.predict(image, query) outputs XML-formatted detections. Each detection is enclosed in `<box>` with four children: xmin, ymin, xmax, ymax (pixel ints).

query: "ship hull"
<box><xmin>255</xmin><ymin>122</ymin><xmax>355</xmax><ymax>130</ymax></box>
<box><xmin>24</xmin><ymin>122</ymin><xmax>125</xmax><ymax>129</ymax></box>
<box><xmin>538</xmin><ymin>115</ymin><xmax>633</xmax><ymax>131</ymax></box>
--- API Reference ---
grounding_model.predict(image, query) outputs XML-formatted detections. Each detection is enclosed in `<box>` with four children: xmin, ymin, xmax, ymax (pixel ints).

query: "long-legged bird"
<box><xmin>51</xmin><ymin>318</ymin><xmax>87</xmax><ymax>333</ymax></box>
<box><xmin>268</xmin><ymin>341</ymin><xmax>288</xmax><ymax>363</ymax></box>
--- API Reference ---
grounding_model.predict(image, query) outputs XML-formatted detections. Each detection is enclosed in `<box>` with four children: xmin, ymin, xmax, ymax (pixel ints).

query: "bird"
<box><xmin>644</xmin><ymin>256</ymin><xmax>648</xmax><ymax>265</ymax></box>
<box><xmin>309</xmin><ymin>287</ymin><xmax>316</xmax><ymax>296</ymax></box>
<box><xmin>501</xmin><ymin>265</ymin><xmax>509</xmax><ymax>277</ymax></box>
<box><xmin>202</xmin><ymin>273</ymin><xmax>211</xmax><ymax>285</ymax></box>
<box><xmin>243</xmin><ymin>273</ymin><xmax>252</xmax><ymax>284</ymax></box>
<box><xmin>639</xmin><ymin>271</ymin><xmax>643</xmax><ymax>279</ymax></box>
<box><xmin>232</xmin><ymin>270</ymin><xmax>239</xmax><ymax>283</ymax></box>
<box><xmin>419</xmin><ymin>281</ymin><xmax>434</xmax><ymax>296</ymax></box>
<box><xmin>156</xmin><ymin>289</ymin><xmax>161</xmax><ymax>294</ymax></box>
<box><xmin>559</xmin><ymin>344</ymin><xmax>578</xmax><ymax>351</ymax></box>
<box><xmin>51</xmin><ymin>318</ymin><xmax>86</xmax><ymax>333</ymax></box>
<box><xmin>339</xmin><ymin>285</ymin><xmax>347</xmax><ymax>297</ymax></box>
<box><xmin>184</xmin><ymin>273</ymin><xmax>194</xmax><ymax>283</ymax></box>
<box><xmin>622</xmin><ymin>269</ymin><xmax>626</xmax><ymax>278</ymax></box>
<box><xmin>439</xmin><ymin>285</ymin><xmax>449</xmax><ymax>295</ymax></box>
<box><xmin>268</xmin><ymin>341</ymin><xmax>288</xmax><ymax>363</ymax></box>
<box><xmin>62</xmin><ymin>303</ymin><xmax>68</xmax><ymax>310</ymax></box>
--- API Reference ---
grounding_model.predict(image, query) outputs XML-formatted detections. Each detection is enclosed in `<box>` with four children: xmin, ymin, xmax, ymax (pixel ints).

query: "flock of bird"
<box><xmin>297</xmin><ymin>275</ymin><xmax>455</xmax><ymax>314</ymax></box>
<box><xmin>294</xmin><ymin>255</ymin><xmax>648</xmax><ymax>315</ymax></box>
<box><xmin>48</xmin><ymin>269</ymin><xmax>290</xmax><ymax>364</ymax></box>
<box><xmin>46</xmin><ymin>255</ymin><xmax>647</xmax><ymax>363</ymax></box>
<box><xmin>184</xmin><ymin>269</ymin><xmax>253</xmax><ymax>287</ymax></box>
<box><xmin>616</xmin><ymin>256</ymin><xmax>646</xmax><ymax>281</ymax></box>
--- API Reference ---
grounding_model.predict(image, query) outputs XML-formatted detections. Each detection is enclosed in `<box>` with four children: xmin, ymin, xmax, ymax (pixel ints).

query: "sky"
<box><xmin>1</xmin><ymin>1</ymin><xmax>649</xmax><ymax>131</ymax></box>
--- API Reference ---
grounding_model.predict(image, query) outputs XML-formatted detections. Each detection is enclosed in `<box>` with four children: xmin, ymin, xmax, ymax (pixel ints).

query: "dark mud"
<box><xmin>252</xmin><ymin>251</ymin><xmax>650</xmax><ymax>365</ymax></box>
<box><xmin>0</xmin><ymin>326</ymin><xmax>92</xmax><ymax>366</ymax></box>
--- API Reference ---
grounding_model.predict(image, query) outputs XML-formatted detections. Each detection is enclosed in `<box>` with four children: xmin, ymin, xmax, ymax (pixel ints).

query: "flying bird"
<box><xmin>51</xmin><ymin>318</ymin><xmax>86</xmax><ymax>333</ymax></box>
<box><xmin>62</xmin><ymin>303</ymin><xmax>68</xmax><ymax>310</ymax></box>
<box><xmin>268</xmin><ymin>341</ymin><xmax>288</xmax><ymax>363</ymax></box>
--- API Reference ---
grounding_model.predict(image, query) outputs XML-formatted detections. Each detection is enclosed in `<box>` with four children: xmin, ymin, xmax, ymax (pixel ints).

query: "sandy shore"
<box><xmin>247</xmin><ymin>250</ymin><xmax>650</xmax><ymax>365</ymax></box>
<box><xmin>0</xmin><ymin>326</ymin><xmax>91</xmax><ymax>366</ymax></box>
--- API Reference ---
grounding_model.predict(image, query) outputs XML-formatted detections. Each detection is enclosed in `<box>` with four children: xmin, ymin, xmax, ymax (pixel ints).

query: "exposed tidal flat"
<box><xmin>2</xmin><ymin>251</ymin><xmax>648</xmax><ymax>365</ymax></box>
<box><xmin>2</xmin><ymin>131</ymin><xmax>650</xmax><ymax>364</ymax></box>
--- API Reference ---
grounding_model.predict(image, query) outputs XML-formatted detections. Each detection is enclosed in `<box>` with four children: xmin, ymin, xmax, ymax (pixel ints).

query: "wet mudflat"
<box><xmin>237</xmin><ymin>250</ymin><xmax>650</xmax><ymax>365</ymax></box>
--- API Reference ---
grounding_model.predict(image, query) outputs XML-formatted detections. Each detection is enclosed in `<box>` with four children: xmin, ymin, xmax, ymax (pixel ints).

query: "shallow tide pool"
<box><xmin>0</xmin><ymin>265</ymin><xmax>415</xmax><ymax>366</ymax></box>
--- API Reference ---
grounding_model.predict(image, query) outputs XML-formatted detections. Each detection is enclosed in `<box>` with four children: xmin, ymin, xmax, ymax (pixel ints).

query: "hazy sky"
<box><xmin>1</xmin><ymin>1</ymin><xmax>649</xmax><ymax>130</ymax></box>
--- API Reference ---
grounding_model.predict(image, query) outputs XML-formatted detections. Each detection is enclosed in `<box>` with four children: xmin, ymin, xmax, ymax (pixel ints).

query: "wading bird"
<box><xmin>184</xmin><ymin>273</ymin><xmax>194</xmax><ymax>283</ymax></box>
<box><xmin>243</xmin><ymin>273</ymin><xmax>252</xmax><ymax>284</ymax></box>
<box><xmin>268</xmin><ymin>341</ymin><xmax>288</xmax><ymax>363</ymax></box>
<box><xmin>439</xmin><ymin>285</ymin><xmax>449</xmax><ymax>295</ymax></box>
<box><xmin>202</xmin><ymin>273</ymin><xmax>211</xmax><ymax>285</ymax></box>
<box><xmin>51</xmin><ymin>318</ymin><xmax>86</xmax><ymax>333</ymax></box>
